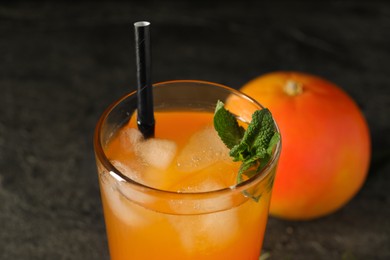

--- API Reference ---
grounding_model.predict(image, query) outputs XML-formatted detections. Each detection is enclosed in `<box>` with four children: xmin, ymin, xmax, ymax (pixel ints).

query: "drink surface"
<box><xmin>98</xmin><ymin>111</ymin><xmax>274</xmax><ymax>260</ymax></box>
<box><xmin>105</xmin><ymin>111</ymin><xmax>240</xmax><ymax>192</ymax></box>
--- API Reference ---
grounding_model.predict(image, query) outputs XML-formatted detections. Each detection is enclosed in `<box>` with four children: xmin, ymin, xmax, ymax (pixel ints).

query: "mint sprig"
<box><xmin>214</xmin><ymin>101</ymin><xmax>280</xmax><ymax>184</ymax></box>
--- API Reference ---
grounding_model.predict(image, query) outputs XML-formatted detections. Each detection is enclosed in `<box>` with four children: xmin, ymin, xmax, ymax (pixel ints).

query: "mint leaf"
<box><xmin>213</xmin><ymin>102</ymin><xmax>280</xmax><ymax>189</ymax></box>
<box><xmin>252</xmin><ymin>109</ymin><xmax>278</xmax><ymax>154</ymax></box>
<box><xmin>213</xmin><ymin>100</ymin><xmax>245</xmax><ymax>149</ymax></box>
<box><xmin>230</xmin><ymin>109</ymin><xmax>277</xmax><ymax>162</ymax></box>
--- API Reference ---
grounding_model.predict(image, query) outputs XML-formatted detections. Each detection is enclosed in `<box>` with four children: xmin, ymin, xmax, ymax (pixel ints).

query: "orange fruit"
<box><xmin>240</xmin><ymin>71</ymin><xmax>371</xmax><ymax>220</ymax></box>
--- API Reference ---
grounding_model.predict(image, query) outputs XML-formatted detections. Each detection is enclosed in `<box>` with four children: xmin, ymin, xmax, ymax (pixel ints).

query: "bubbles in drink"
<box><xmin>180</xmin><ymin>177</ymin><xmax>224</xmax><ymax>193</ymax></box>
<box><xmin>173</xmin><ymin>161</ymin><xmax>236</xmax><ymax>193</ymax></box>
<box><xmin>176</xmin><ymin>126</ymin><xmax>231</xmax><ymax>173</ymax></box>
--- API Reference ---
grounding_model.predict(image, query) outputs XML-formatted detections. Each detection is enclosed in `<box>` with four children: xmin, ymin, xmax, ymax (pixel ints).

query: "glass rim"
<box><xmin>93</xmin><ymin>79</ymin><xmax>281</xmax><ymax>197</ymax></box>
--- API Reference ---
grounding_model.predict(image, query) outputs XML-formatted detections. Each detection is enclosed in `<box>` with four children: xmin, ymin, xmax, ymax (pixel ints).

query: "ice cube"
<box><xmin>168</xmin><ymin>208</ymin><xmax>239</xmax><ymax>252</ymax></box>
<box><xmin>137</xmin><ymin>138</ymin><xmax>177</xmax><ymax>170</ymax></box>
<box><xmin>200</xmin><ymin>209</ymin><xmax>239</xmax><ymax>245</ymax></box>
<box><xmin>176</xmin><ymin>126</ymin><xmax>231</xmax><ymax>172</ymax></box>
<box><xmin>100</xmin><ymin>161</ymin><xmax>148</xmax><ymax>227</ymax></box>
<box><xmin>119</xmin><ymin>127</ymin><xmax>144</xmax><ymax>151</ymax></box>
<box><xmin>119</xmin><ymin>127</ymin><xmax>177</xmax><ymax>170</ymax></box>
<box><xmin>111</xmin><ymin>160</ymin><xmax>142</xmax><ymax>183</ymax></box>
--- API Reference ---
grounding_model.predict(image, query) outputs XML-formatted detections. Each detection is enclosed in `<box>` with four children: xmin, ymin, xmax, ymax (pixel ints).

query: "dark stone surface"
<box><xmin>0</xmin><ymin>1</ymin><xmax>389</xmax><ymax>259</ymax></box>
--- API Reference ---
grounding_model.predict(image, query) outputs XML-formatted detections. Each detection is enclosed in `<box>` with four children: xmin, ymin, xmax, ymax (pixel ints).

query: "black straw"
<box><xmin>134</xmin><ymin>21</ymin><xmax>155</xmax><ymax>138</ymax></box>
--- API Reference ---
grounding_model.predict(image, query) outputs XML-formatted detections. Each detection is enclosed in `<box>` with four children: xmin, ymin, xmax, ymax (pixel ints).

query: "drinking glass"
<box><xmin>94</xmin><ymin>80</ymin><xmax>281</xmax><ymax>260</ymax></box>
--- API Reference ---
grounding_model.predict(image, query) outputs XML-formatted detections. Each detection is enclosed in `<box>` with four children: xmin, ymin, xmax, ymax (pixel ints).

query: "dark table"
<box><xmin>0</xmin><ymin>1</ymin><xmax>389</xmax><ymax>259</ymax></box>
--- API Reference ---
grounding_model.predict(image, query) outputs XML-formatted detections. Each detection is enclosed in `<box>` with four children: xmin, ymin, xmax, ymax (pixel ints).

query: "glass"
<box><xmin>94</xmin><ymin>80</ymin><xmax>281</xmax><ymax>259</ymax></box>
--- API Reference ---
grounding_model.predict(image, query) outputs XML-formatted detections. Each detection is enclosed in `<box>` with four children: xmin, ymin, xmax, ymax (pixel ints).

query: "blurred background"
<box><xmin>0</xmin><ymin>1</ymin><xmax>389</xmax><ymax>259</ymax></box>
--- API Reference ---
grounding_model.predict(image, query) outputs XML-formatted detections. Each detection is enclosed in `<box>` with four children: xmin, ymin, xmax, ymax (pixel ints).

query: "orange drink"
<box><xmin>94</xmin><ymin>81</ymin><xmax>281</xmax><ymax>260</ymax></box>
